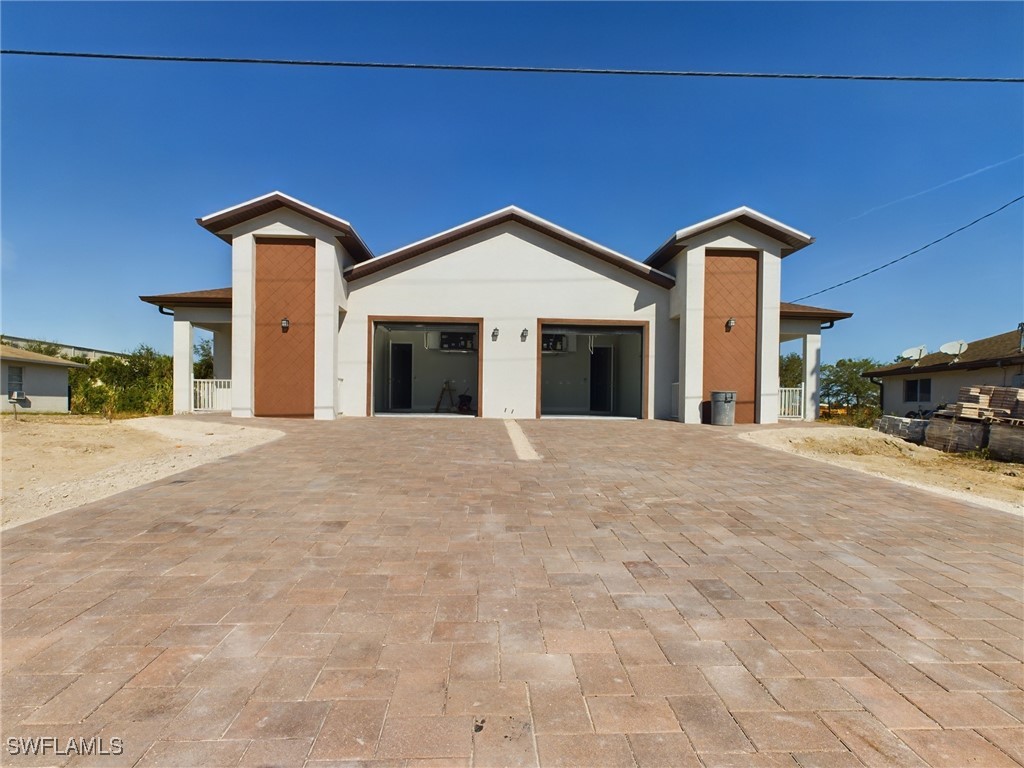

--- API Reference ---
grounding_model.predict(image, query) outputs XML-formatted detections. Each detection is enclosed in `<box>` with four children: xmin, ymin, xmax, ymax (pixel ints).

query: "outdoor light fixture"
<box><xmin>521</xmin><ymin>328</ymin><xmax>529</xmax><ymax>342</ymax></box>
<box><xmin>281</xmin><ymin>317</ymin><xmax>291</xmax><ymax>333</ymax></box>
<box><xmin>725</xmin><ymin>317</ymin><xmax>736</xmax><ymax>332</ymax></box>
<box><xmin>491</xmin><ymin>328</ymin><xmax>499</xmax><ymax>341</ymax></box>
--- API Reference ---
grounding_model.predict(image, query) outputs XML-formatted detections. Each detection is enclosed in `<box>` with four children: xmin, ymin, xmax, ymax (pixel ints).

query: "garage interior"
<box><xmin>372</xmin><ymin>321</ymin><xmax>480</xmax><ymax>415</ymax></box>
<box><xmin>539</xmin><ymin>324</ymin><xmax>644</xmax><ymax>418</ymax></box>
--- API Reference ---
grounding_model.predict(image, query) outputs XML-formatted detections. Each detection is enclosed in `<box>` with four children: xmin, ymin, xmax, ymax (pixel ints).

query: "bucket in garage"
<box><xmin>710</xmin><ymin>391</ymin><xmax>736</xmax><ymax>426</ymax></box>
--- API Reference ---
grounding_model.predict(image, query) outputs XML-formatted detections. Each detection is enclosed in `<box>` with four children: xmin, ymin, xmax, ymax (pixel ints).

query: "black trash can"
<box><xmin>710</xmin><ymin>391</ymin><xmax>736</xmax><ymax>426</ymax></box>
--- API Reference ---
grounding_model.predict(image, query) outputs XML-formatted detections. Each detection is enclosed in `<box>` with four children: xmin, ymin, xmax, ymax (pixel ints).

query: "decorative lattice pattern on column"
<box><xmin>703</xmin><ymin>251</ymin><xmax>759</xmax><ymax>424</ymax></box>
<box><xmin>254</xmin><ymin>238</ymin><xmax>315</xmax><ymax>417</ymax></box>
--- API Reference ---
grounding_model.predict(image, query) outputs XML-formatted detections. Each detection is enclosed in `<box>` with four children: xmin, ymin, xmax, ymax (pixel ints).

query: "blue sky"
<box><xmin>2</xmin><ymin>2</ymin><xmax>1022</xmax><ymax>363</ymax></box>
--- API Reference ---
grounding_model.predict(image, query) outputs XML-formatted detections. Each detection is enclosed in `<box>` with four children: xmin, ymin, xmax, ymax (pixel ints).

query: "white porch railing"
<box><xmin>193</xmin><ymin>379</ymin><xmax>231</xmax><ymax>411</ymax></box>
<box><xmin>779</xmin><ymin>385</ymin><xmax>804</xmax><ymax>419</ymax></box>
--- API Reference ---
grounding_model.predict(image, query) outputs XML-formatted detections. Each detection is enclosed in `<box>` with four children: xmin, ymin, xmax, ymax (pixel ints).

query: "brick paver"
<box><xmin>2</xmin><ymin>416</ymin><xmax>1021</xmax><ymax>766</ymax></box>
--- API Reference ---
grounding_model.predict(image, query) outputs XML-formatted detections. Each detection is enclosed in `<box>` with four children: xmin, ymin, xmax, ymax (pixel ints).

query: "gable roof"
<box><xmin>780</xmin><ymin>302</ymin><xmax>853</xmax><ymax>322</ymax></box>
<box><xmin>197</xmin><ymin>191</ymin><xmax>374</xmax><ymax>263</ymax></box>
<box><xmin>345</xmin><ymin>206</ymin><xmax>676</xmax><ymax>288</ymax></box>
<box><xmin>646</xmin><ymin>207</ymin><xmax>815</xmax><ymax>268</ymax></box>
<box><xmin>139</xmin><ymin>287</ymin><xmax>232</xmax><ymax>309</ymax></box>
<box><xmin>1</xmin><ymin>344</ymin><xmax>88</xmax><ymax>368</ymax></box>
<box><xmin>863</xmin><ymin>326</ymin><xmax>1024</xmax><ymax>378</ymax></box>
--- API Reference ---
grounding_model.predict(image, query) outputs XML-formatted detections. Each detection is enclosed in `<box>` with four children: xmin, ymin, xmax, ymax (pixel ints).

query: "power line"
<box><xmin>2</xmin><ymin>49</ymin><xmax>1022</xmax><ymax>83</ymax></box>
<box><xmin>790</xmin><ymin>195</ymin><xmax>1024</xmax><ymax>303</ymax></box>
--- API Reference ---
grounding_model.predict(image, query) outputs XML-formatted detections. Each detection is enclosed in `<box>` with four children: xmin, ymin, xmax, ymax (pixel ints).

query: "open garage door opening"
<box><xmin>539</xmin><ymin>323</ymin><xmax>645</xmax><ymax>418</ymax></box>
<box><xmin>371</xmin><ymin>320</ymin><xmax>481</xmax><ymax>416</ymax></box>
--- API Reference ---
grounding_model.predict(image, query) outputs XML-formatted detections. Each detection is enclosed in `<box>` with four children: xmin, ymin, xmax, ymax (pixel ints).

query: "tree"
<box><xmin>193</xmin><ymin>339</ymin><xmax>214</xmax><ymax>379</ymax></box>
<box><xmin>820</xmin><ymin>358</ymin><xmax>881</xmax><ymax>411</ymax></box>
<box><xmin>779</xmin><ymin>352</ymin><xmax>803</xmax><ymax>388</ymax></box>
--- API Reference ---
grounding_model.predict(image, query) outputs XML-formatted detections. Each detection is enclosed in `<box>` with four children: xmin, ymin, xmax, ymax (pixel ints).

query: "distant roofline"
<box><xmin>0</xmin><ymin>343</ymin><xmax>89</xmax><ymax>368</ymax></box>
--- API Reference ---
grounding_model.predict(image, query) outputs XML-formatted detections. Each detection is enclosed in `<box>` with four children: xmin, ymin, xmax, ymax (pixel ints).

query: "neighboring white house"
<box><xmin>864</xmin><ymin>325</ymin><xmax>1024</xmax><ymax>416</ymax></box>
<box><xmin>1</xmin><ymin>344</ymin><xmax>88</xmax><ymax>413</ymax></box>
<box><xmin>141</xmin><ymin>192</ymin><xmax>851</xmax><ymax>424</ymax></box>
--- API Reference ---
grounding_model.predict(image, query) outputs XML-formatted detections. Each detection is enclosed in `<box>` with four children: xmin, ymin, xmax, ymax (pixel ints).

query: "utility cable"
<box><xmin>2</xmin><ymin>49</ymin><xmax>1022</xmax><ymax>83</ymax></box>
<box><xmin>790</xmin><ymin>195</ymin><xmax>1024</xmax><ymax>303</ymax></box>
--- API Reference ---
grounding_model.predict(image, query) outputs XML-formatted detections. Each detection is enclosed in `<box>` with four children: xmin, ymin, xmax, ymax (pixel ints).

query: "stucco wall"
<box><xmin>1</xmin><ymin>362</ymin><xmax>71</xmax><ymax>412</ymax></box>
<box><xmin>342</xmin><ymin>222</ymin><xmax>672</xmax><ymax>419</ymax></box>
<box><xmin>878</xmin><ymin>364</ymin><xmax>1024</xmax><ymax>415</ymax></box>
<box><xmin>376</xmin><ymin>329</ymin><xmax>478</xmax><ymax>412</ymax></box>
<box><xmin>220</xmin><ymin>209</ymin><xmax>351</xmax><ymax>418</ymax></box>
<box><xmin>664</xmin><ymin>221</ymin><xmax>784</xmax><ymax>424</ymax></box>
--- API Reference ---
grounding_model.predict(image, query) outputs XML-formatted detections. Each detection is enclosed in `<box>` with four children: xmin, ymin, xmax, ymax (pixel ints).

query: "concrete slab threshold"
<box><xmin>504</xmin><ymin>419</ymin><xmax>542</xmax><ymax>460</ymax></box>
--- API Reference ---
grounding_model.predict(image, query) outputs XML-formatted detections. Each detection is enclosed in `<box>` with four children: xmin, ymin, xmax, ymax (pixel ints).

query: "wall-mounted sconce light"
<box><xmin>281</xmin><ymin>317</ymin><xmax>291</xmax><ymax>333</ymax></box>
<box><xmin>725</xmin><ymin>317</ymin><xmax>736</xmax><ymax>332</ymax></box>
<box><xmin>520</xmin><ymin>328</ymin><xmax>529</xmax><ymax>342</ymax></box>
<box><xmin>491</xmin><ymin>328</ymin><xmax>499</xmax><ymax>342</ymax></box>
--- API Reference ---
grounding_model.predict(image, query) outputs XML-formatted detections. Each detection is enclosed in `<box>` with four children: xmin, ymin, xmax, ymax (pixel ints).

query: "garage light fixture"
<box><xmin>725</xmin><ymin>317</ymin><xmax>736</xmax><ymax>332</ymax></box>
<box><xmin>491</xmin><ymin>328</ymin><xmax>499</xmax><ymax>341</ymax></box>
<box><xmin>521</xmin><ymin>328</ymin><xmax>529</xmax><ymax>341</ymax></box>
<box><xmin>281</xmin><ymin>317</ymin><xmax>291</xmax><ymax>333</ymax></box>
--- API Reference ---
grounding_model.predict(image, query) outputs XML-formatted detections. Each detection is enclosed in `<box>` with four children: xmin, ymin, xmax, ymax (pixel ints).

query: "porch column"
<box><xmin>173</xmin><ymin>319</ymin><xmax>194</xmax><ymax>414</ymax></box>
<box><xmin>212</xmin><ymin>329</ymin><xmax>232</xmax><ymax>379</ymax></box>
<box><xmin>802</xmin><ymin>331</ymin><xmax>821</xmax><ymax>421</ymax></box>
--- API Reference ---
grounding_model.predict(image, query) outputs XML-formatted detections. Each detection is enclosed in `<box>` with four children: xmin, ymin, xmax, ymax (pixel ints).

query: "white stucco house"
<box><xmin>141</xmin><ymin>192</ymin><xmax>851</xmax><ymax>424</ymax></box>
<box><xmin>864</xmin><ymin>325</ymin><xmax>1024</xmax><ymax>416</ymax></box>
<box><xmin>1</xmin><ymin>343</ymin><xmax>88</xmax><ymax>413</ymax></box>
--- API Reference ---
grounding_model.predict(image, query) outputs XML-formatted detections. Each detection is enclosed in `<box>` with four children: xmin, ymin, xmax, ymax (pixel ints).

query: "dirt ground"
<box><xmin>1</xmin><ymin>414</ymin><xmax>282</xmax><ymax>530</ymax></box>
<box><xmin>741</xmin><ymin>425</ymin><xmax>1024</xmax><ymax>516</ymax></box>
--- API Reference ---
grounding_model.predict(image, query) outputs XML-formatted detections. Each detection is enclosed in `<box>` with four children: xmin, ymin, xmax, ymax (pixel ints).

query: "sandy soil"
<box><xmin>740</xmin><ymin>425</ymin><xmax>1024</xmax><ymax>516</ymax></box>
<box><xmin>1</xmin><ymin>415</ymin><xmax>282</xmax><ymax>530</ymax></box>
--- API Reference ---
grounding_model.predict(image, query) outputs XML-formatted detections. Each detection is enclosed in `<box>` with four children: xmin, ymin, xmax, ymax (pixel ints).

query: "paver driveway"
<box><xmin>2</xmin><ymin>417</ymin><xmax>1022</xmax><ymax>767</ymax></box>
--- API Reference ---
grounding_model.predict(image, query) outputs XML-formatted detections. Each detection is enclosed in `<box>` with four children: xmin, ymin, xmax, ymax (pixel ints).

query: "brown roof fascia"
<box><xmin>645</xmin><ymin>212</ymin><xmax>814</xmax><ymax>270</ymax></box>
<box><xmin>780</xmin><ymin>302</ymin><xmax>853</xmax><ymax>322</ymax></box>
<box><xmin>139</xmin><ymin>288</ymin><xmax>232</xmax><ymax>309</ymax></box>
<box><xmin>347</xmin><ymin>211</ymin><xmax>675</xmax><ymax>289</ymax></box>
<box><xmin>196</xmin><ymin>194</ymin><xmax>374</xmax><ymax>263</ymax></box>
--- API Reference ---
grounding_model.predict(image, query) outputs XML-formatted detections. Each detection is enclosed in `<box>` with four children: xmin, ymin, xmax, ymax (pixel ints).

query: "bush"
<box><xmin>819</xmin><ymin>405</ymin><xmax>881</xmax><ymax>429</ymax></box>
<box><xmin>70</xmin><ymin>345</ymin><xmax>173</xmax><ymax>416</ymax></box>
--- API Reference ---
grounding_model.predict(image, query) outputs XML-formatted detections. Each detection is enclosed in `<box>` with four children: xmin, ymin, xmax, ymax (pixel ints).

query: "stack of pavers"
<box><xmin>953</xmin><ymin>385</ymin><xmax>1014</xmax><ymax>420</ymax></box>
<box><xmin>986</xmin><ymin>386</ymin><xmax>1024</xmax><ymax>462</ymax></box>
<box><xmin>926</xmin><ymin>385</ymin><xmax>1024</xmax><ymax>460</ymax></box>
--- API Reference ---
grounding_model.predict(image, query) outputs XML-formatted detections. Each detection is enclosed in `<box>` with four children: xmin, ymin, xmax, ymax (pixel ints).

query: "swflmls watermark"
<box><xmin>6</xmin><ymin>736</ymin><xmax>124</xmax><ymax>757</ymax></box>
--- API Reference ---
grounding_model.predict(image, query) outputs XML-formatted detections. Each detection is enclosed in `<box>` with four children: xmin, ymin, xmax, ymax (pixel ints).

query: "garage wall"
<box><xmin>342</xmin><ymin>222</ymin><xmax>672</xmax><ymax>419</ymax></box>
<box><xmin>540</xmin><ymin>346</ymin><xmax>590</xmax><ymax>414</ymax></box>
<box><xmin>615</xmin><ymin>333</ymin><xmax>643</xmax><ymax>418</ymax></box>
<box><xmin>378</xmin><ymin>329</ymin><xmax>478</xmax><ymax>412</ymax></box>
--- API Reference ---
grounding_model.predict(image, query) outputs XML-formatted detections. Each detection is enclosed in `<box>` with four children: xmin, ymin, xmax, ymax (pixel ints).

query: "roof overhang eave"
<box><xmin>863</xmin><ymin>355</ymin><xmax>1024</xmax><ymax>379</ymax></box>
<box><xmin>195</xmin><ymin>192</ymin><xmax>374</xmax><ymax>262</ymax></box>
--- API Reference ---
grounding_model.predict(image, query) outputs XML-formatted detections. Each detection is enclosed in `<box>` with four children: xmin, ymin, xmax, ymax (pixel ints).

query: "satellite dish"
<box><xmin>900</xmin><ymin>345</ymin><xmax>927</xmax><ymax>361</ymax></box>
<box><xmin>939</xmin><ymin>340</ymin><xmax>968</xmax><ymax>362</ymax></box>
<box><xmin>900</xmin><ymin>346</ymin><xmax>928</xmax><ymax>368</ymax></box>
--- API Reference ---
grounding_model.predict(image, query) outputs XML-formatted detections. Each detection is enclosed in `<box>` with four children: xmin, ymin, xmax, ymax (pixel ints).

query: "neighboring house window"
<box><xmin>8</xmin><ymin>366</ymin><xmax>23</xmax><ymax>395</ymax></box>
<box><xmin>903</xmin><ymin>378</ymin><xmax>931</xmax><ymax>402</ymax></box>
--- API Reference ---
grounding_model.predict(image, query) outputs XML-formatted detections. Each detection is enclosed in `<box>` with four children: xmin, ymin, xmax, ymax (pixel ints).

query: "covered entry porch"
<box><xmin>779</xmin><ymin>302</ymin><xmax>854</xmax><ymax>421</ymax></box>
<box><xmin>139</xmin><ymin>289</ymin><xmax>233</xmax><ymax>413</ymax></box>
